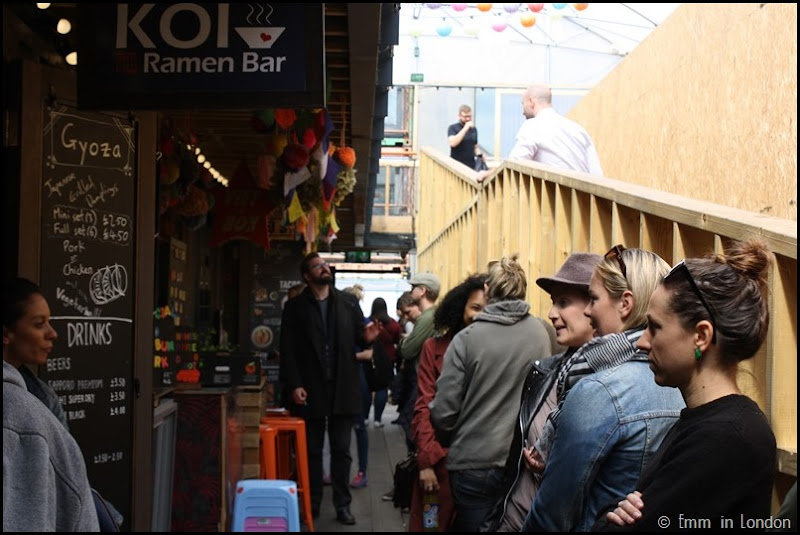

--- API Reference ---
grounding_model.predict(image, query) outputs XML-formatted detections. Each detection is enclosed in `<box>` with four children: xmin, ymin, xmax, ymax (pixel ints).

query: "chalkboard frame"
<box><xmin>38</xmin><ymin>103</ymin><xmax>137</xmax><ymax>527</ymax></box>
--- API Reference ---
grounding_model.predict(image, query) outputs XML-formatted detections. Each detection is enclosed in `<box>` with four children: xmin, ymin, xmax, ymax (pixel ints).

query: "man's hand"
<box><xmin>463</xmin><ymin>120</ymin><xmax>474</xmax><ymax>130</ymax></box>
<box><xmin>355</xmin><ymin>348</ymin><xmax>374</xmax><ymax>362</ymax></box>
<box><xmin>292</xmin><ymin>387</ymin><xmax>308</xmax><ymax>405</ymax></box>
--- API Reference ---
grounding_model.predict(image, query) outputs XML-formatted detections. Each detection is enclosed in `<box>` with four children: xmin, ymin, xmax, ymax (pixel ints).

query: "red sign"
<box><xmin>210</xmin><ymin>160</ymin><xmax>275</xmax><ymax>249</ymax></box>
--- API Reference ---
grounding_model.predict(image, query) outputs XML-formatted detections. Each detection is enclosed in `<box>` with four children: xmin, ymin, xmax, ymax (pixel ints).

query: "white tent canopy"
<box><xmin>394</xmin><ymin>3</ymin><xmax>682</xmax><ymax>89</ymax></box>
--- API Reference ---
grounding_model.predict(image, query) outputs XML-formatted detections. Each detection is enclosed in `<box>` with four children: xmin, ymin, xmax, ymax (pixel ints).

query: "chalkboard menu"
<box><xmin>39</xmin><ymin>104</ymin><xmax>135</xmax><ymax>525</ymax></box>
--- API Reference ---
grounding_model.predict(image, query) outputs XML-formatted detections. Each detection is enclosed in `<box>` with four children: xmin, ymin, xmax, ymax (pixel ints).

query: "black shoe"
<box><xmin>336</xmin><ymin>508</ymin><xmax>356</xmax><ymax>525</ymax></box>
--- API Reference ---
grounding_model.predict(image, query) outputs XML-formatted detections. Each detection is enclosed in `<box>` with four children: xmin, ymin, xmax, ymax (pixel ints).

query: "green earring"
<box><xmin>694</xmin><ymin>347</ymin><xmax>702</xmax><ymax>361</ymax></box>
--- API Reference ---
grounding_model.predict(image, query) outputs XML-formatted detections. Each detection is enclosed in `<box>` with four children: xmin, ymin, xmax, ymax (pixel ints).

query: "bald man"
<box><xmin>508</xmin><ymin>84</ymin><xmax>604</xmax><ymax>175</ymax></box>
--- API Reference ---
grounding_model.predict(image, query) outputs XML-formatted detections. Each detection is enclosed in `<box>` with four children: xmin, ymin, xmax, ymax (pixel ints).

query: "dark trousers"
<box><xmin>398</xmin><ymin>364</ymin><xmax>418</xmax><ymax>454</ymax></box>
<box><xmin>306</xmin><ymin>412</ymin><xmax>355</xmax><ymax>515</ymax></box>
<box><xmin>450</xmin><ymin>468</ymin><xmax>505</xmax><ymax>532</ymax></box>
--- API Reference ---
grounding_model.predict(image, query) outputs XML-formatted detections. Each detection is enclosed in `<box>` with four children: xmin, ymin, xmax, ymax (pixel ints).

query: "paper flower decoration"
<box><xmin>274</xmin><ymin>108</ymin><xmax>297</xmax><ymax>130</ymax></box>
<box><xmin>282</xmin><ymin>143</ymin><xmax>310</xmax><ymax>170</ymax></box>
<box><xmin>335</xmin><ymin>146</ymin><xmax>356</xmax><ymax>169</ymax></box>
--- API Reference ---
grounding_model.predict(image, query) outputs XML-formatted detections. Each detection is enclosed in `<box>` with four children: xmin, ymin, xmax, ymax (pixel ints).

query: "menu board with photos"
<box><xmin>38</xmin><ymin>104</ymin><xmax>135</xmax><ymax>526</ymax></box>
<box><xmin>250</xmin><ymin>242</ymin><xmax>305</xmax><ymax>359</ymax></box>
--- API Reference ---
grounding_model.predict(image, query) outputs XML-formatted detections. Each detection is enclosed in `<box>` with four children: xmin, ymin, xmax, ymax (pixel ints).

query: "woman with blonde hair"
<box><xmin>594</xmin><ymin>238</ymin><xmax>777</xmax><ymax>531</ymax></box>
<box><xmin>521</xmin><ymin>246</ymin><xmax>685</xmax><ymax>532</ymax></box>
<box><xmin>431</xmin><ymin>254</ymin><xmax>557</xmax><ymax>531</ymax></box>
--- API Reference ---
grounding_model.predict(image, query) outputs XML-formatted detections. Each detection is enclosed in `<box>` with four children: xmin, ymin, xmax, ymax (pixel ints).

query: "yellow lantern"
<box><xmin>477</xmin><ymin>3</ymin><xmax>493</xmax><ymax>12</ymax></box>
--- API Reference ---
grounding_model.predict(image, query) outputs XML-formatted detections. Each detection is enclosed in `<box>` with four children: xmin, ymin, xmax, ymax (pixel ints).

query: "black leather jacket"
<box><xmin>481</xmin><ymin>350</ymin><xmax>572</xmax><ymax>532</ymax></box>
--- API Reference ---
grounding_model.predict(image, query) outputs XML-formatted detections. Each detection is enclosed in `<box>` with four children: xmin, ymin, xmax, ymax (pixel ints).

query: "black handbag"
<box><xmin>363</xmin><ymin>342</ymin><xmax>393</xmax><ymax>392</ymax></box>
<box><xmin>392</xmin><ymin>452</ymin><xmax>417</xmax><ymax>509</ymax></box>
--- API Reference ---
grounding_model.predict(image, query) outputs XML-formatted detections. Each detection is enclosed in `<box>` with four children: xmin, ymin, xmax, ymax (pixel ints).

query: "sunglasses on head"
<box><xmin>604</xmin><ymin>244</ymin><xmax>627</xmax><ymax>279</ymax></box>
<box><xmin>665</xmin><ymin>260</ymin><xmax>718</xmax><ymax>343</ymax></box>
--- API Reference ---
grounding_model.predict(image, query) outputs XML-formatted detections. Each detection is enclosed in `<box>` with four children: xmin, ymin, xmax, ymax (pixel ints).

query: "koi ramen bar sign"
<box><xmin>77</xmin><ymin>3</ymin><xmax>324</xmax><ymax>109</ymax></box>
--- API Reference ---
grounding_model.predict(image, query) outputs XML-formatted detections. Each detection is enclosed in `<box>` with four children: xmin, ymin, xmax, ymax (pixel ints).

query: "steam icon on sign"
<box><xmin>235</xmin><ymin>27</ymin><xmax>285</xmax><ymax>49</ymax></box>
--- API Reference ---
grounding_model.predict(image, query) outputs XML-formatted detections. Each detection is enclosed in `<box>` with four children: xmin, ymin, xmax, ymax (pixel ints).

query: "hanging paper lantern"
<box><xmin>503</xmin><ymin>3</ymin><xmax>521</xmax><ymax>13</ymax></box>
<box><xmin>436</xmin><ymin>22</ymin><xmax>453</xmax><ymax>36</ymax></box>
<box><xmin>425</xmin><ymin>3</ymin><xmax>442</xmax><ymax>8</ymax></box>
<box><xmin>452</xmin><ymin>3</ymin><xmax>468</xmax><ymax>11</ymax></box>
<box><xmin>552</xmin><ymin>3</ymin><xmax>567</xmax><ymax>9</ymax></box>
<box><xmin>477</xmin><ymin>3</ymin><xmax>493</xmax><ymax>12</ymax></box>
<box><xmin>550</xmin><ymin>11</ymin><xmax>564</xmax><ymax>20</ymax></box>
<box><xmin>574</xmin><ymin>3</ymin><xmax>589</xmax><ymax>11</ymax></box>
<box><xmin>527</xmin><ymin>3</ymin><xmax>544</xmax><ymax>12</ymax></box>
<box><xmin>464</xmin><ymin>21</ymin><xmax>480</xmax><ymax>36</ymax></box>
<box><xmin>492</xmin><ymin>20</ymin><xmax>508</xmax><ymax>32</ymax></box>
<box><xmin>520</xmin><ymin>12</ymin><xmax>536</xmax><ymax>27</ymax></box>
<box><xmin>409</xmin><ymin>27</ymin><xmax>423</xmax><ymax>37</ymax></box>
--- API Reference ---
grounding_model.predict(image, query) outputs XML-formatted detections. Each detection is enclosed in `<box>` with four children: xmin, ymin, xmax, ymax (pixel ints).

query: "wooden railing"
<box><xmin>416</xmin><ymin>147</ymin><xmax>797</xmax><ymax>478</ymax></box>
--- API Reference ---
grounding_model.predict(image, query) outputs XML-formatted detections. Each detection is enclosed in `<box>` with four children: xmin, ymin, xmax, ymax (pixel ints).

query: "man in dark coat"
<box><xmin>279</xmin><ymin>252</ymin><xmax>378</xmax><ymax>525</ymax></box>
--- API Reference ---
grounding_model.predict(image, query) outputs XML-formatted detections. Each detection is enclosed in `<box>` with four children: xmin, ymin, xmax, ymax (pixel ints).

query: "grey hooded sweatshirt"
<box><xmin>3</xmin><ymin>361</ymin><xmax>99</xmax><ymax>532</ymax></box>
<box><xmin>430</xmin><ymin>299</ymin><xmax>556</xmax><ymax>471</ymax></box>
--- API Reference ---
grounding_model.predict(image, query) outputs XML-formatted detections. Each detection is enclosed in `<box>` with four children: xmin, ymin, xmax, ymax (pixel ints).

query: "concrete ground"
<box><xmin>313</xmin><ymin>403</ymin><xmax>410</xmax><ymax>532</ymax></box>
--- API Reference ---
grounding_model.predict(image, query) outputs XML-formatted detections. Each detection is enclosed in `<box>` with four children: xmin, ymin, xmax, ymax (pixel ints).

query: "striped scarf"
<box><xmin>534</xmin><ymin>327</ymin><xmax>647</xmax><ymax>462</ymax></box>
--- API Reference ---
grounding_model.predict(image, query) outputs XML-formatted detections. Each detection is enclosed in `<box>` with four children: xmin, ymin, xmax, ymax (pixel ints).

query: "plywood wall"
<box><xmin>569</xmin><ymin>3</ymin><xmax>797</xmax><ymax>222</ymax></box>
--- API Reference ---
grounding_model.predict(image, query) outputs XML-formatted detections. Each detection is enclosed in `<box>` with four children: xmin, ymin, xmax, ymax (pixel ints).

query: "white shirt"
<box><xmin>508</xmin><ymin>107</ymin><xmax>604</xmax><ymax>175</ymax></box>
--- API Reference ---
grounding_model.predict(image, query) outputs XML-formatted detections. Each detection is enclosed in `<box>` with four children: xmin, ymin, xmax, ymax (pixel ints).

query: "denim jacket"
<box><xmin>521</xmin><ymin>353</ymin><xmax>684</xmax><ymax>531</ymax></box>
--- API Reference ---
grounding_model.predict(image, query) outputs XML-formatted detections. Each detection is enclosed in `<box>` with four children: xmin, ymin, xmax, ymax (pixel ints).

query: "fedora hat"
<box><xmin>536</xmin><ymin>253</ymin><xmax>603</xmax><ymax>295</ymax></box>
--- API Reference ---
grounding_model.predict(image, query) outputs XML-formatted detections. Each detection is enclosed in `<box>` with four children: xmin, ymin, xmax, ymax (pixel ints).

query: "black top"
<box><xmin>593</xmin><ymin>394</ymin><xmax>776</xmax><ymax>532</ymax></box>
<box><xmin>448</xmin><ymin>121</ymin><xmax>478</xmax><ymax>168</ymax></box>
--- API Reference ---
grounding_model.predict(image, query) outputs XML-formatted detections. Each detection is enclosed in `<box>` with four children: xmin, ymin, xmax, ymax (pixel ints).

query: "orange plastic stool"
<box><xmin>259</xmin><ymin>417</ymin><xmax>314</xmax><ymax>532</ymax></box>
<box><xmin>261</xmin><ymin>416</ymin><xmax>293</xmax><ymax>480</ymax></box>
<box><xmin>258</xmin><ymin>424</ymin><xmax>278</xmax><ymax>479</ymax></box>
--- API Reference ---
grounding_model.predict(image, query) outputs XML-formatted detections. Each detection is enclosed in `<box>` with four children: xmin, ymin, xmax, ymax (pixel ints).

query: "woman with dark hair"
<box><xmin>409</xmin><ymin>274</ymin><xmax>487</xmax><ymax>532</ymax></box>
<box><xmin>369</xmin><ymin>297</ymin><xmax>403</xmax><ymax>428</ymax></box>
<box><xmin>4</xmin><ymin>276</ymin><xmax>121</xmax><ymax>531</ymax></box>
<box><xmin>594</xmin><ymin>238</ymin><xmax>777</xmax><ymax>531</ymax></box>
